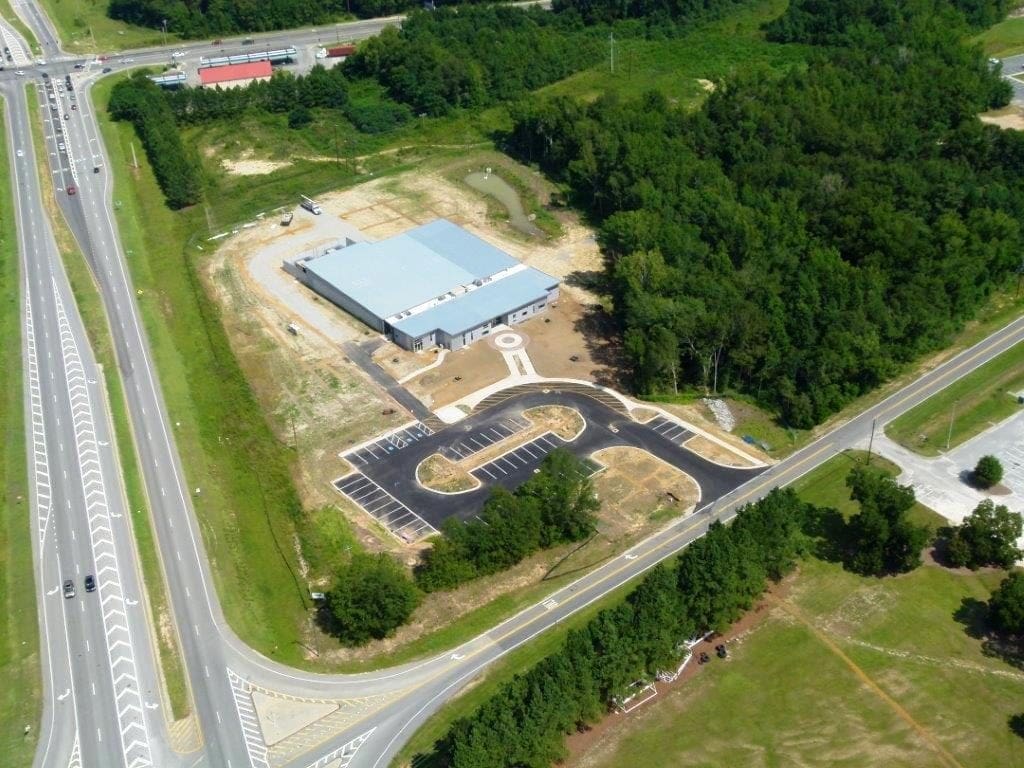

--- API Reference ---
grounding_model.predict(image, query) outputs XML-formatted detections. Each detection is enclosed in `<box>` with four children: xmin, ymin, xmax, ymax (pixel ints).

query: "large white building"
<box><xmin>286</xmin><ymin>219</ymin><xmax>559</xmax><ymax>351</ymax></box>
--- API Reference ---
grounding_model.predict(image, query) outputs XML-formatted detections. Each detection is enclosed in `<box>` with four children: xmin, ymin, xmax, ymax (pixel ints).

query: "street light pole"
<box><xmin>161</xmin><ymin>19</ymin><xmax>168</xmax><ymax>49</ymax></box>
<box><xmin>946</xmin><ymin>400</ymin><xmax>958</xmax><ymax>451</ymax></box>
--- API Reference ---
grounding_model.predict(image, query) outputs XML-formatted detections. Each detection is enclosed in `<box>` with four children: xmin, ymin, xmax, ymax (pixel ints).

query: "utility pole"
<box><xmin>609</xmin><ymin>32</ymin><xmax>615</xmax><ymax>74</ymax></box>
<box><xmin>946</xmin><ymin>400</ymin><xmax>958</xmax><ymax>451</ymax></box>
<box><xmin>161</xmin><ymin>19</ymin><xmax>168</xmax><ymax>49</ymax></box>
<box><xmin>866</xmin><ymin>417</ymin><xmax>877</xmax><ymax>465</ymax></box>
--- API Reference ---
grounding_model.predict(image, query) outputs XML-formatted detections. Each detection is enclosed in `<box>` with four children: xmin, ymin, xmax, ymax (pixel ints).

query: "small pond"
<box><xmin>464</xmin><ymin>170</ymin><xmax>544</xmax><ymax>237</ymax></box>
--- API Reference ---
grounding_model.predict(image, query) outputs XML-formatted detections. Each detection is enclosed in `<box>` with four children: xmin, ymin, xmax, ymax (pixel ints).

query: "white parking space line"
<box><xmin>334</xmin><ymin>473</ymin><xmax>437</xmax><ymax>542</ymax></box>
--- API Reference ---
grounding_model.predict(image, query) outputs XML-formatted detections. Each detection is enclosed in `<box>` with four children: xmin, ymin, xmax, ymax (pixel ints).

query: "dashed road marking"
<box><xmin>648</xmin><ymin>416</ymin><xmax>695</xmax><ymax>447</ymax></box>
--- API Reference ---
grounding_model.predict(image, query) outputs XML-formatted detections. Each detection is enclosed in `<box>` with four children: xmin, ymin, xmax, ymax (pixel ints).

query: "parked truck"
<box><xmin>300</xmin><ymin>195</ymin><xmax>322</xmax><ymax>215</ymax></box>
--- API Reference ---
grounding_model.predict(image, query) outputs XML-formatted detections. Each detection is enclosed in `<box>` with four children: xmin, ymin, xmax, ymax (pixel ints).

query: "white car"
<box><xmin>14</xmin><ymin>70</ymin><xmax>24</xmax><ymax>76</ymax></box>
<box><xmin>171</xmin><ymin>50</ymin><xmax>185</xmax><ymax>58</ymax></box>
<box><xmin>58</xmin><ymin>142</ymin><xmax>65</xmax><ymax>151</ymax></box>
<box><xmin>15</xmin><ymin>149</ymin><xmax>23</xmax><ymax>157</ymax></box>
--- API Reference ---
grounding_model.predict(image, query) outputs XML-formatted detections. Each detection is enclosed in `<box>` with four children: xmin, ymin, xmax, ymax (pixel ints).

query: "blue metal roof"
<box><xmin>393</xmin><ymin>268</ymin><xmax>557</xmax><ymax>338</ymax></box>
<box><xmin>302</xmin><ymin>219</ymin><xmax>520</xmax><ymax>319</ymax></box>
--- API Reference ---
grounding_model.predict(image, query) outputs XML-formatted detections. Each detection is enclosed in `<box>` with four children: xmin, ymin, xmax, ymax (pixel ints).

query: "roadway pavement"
<box><xmin>3</xmin><ymin>5</ymin><xmax>1023</xmax><ymax>768</ymax></box>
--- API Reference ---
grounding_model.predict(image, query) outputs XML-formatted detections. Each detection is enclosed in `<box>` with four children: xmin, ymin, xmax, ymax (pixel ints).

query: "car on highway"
<box><xmin>84</xmin><ymin>575</ymin><xmax>96</xmax><ymax>592</ymax></box>
<box><xmin>74</xmin><ymin>63</ymin><xmax>84</xmax><ymax>70</ymax></box>
<box><xmin>58</xmin><ymin>142</ymin><xmax>65</xmax><ymax>151</ymax></box>
<box><xmin>64</xmin><ymin>114</ymin><xmax>69</xmax><ymax>120</ymax></box>
<box><xmin>67</xmin><ymin>185</ymin><xmax>76</xmax><ymax>196</ymax></box>
<box><xmin>15</xmin><ymin>149</ymin><xmax>23</xmax><ymax>157</ymax></box>
<box><xmin>63</xmin><ymin>580</ymin><xmax>75</xmax><ymax>598</ymax></box>
<box><xmin>93</xmin><ymin>166</ymin><xmax>100</xmax><ymax>174</ymax></box>
<box><xmin>102</xmin><ymin>67</ymin><xmax>111</xmax><ymax>73</ymax></box>
<box><xmin>171</xmin><ymin>50</ymin><xmax>185</xmax><ymax>58</ymax></box>
<box><xmin>14</xmin><ymin>70</ymin><xmax>24</xmax><ymax>76</ymax></box>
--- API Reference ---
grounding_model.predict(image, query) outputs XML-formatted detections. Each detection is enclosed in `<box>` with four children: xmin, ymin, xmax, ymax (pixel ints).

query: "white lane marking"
<box><xmin>52</xmin><ymin>287</ymin><xmax>154</xmax><ymax>768</ymax></box>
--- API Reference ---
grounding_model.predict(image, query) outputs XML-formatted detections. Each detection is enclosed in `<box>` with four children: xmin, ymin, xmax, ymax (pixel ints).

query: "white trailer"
<box><xmin>300</xmin><ymin>195</ymin><xmax>322</xmax><ymax>215</ymax></box>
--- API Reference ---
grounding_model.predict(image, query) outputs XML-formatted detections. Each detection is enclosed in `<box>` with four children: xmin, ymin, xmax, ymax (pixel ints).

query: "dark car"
<box><xmin>93</xmin><ymin>166</ymin><xmax>100</xmax><ymax>174</ymax></box>
<box><xmin>63</xmin><ymin>579</ymin><xmax>75</xmax><ymax>599</ymax></box>
<box><xmin>67</xmin><ymin>185</ymin><xmax>76</xmax><ymax>196</ymax></box>
<box><xmin>102</xmin><ymin>67</ymin><xmax>111</xmax><ymax>73</ymax></box>
<box><xmin>84</xmin><ymin>575</ymin><xmax>96</xmax><ymax>592</ymax></box>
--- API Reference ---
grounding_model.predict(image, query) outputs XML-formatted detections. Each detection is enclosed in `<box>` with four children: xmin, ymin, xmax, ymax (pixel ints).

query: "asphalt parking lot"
<box><xmin>472</xmin><ymin>433</ymin><xmax>563</xmax><ymax>485</ymax></box>
<box><xmin>647</xmin><ymin>416</ymin><xmax>695</xmax><ymax>448</ymax></box>
<box><xmin>345</xmin><ymin>421</ymin><xmax>434</xmax><ymax>467</ymax></box>
<box><xmin>332</xmin><ymin>390</ymin><xmax>763</xmax><ymax>540</ymax></box>
<box><xmin>439</xmin><ymin>415</ymin><xmax>531</xmax><ymax>462</ymax></box>
<box><xmin>333</xmin><ymin>472</ymin><xmax>437</xmax><ymax>542</ymax></box>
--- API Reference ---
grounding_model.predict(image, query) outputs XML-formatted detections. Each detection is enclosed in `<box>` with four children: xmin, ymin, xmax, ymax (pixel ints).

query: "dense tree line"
<box><xmin>436</xmin><ymin>489</ymin><xmax>810</xmax><ymax>767</ymax></box>
<box><xmin>415</xmin><ymin>450</ymin><xmax>599</xmax><ymax>591</ymax></box>
<box><xmin>508</xmin><ymin>0</ymin><xmax>1020</xmax><ymax>426</ymax></box>
<box><xmin>166</xmin><ymin>65</ymin><xmax>350</xmax><ymax>125</ymax></box>
<box><xmin>344</xmin><ymin>6</ymin><xmax>603</xmax><ymax>116</ymax></box>
<box><xmin>108</xmin><ymin>73</ymin><xmax>202</xmax><ymax>209</ymax></box>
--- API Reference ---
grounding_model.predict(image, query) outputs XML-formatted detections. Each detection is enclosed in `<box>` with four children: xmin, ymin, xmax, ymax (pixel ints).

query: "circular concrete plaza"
<box><xmin>492</xmin><ymin>331</ymin><xmax>525</xmax><ymax>350</ymax></box>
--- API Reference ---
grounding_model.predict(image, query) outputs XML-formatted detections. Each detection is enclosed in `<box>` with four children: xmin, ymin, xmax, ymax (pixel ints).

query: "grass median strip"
<box><xmin>885</xmin><ymin>341</ymin><xmax>1024</xmax><ymax>457</ymax></box>
<box><xmin>0</xmin><ymin>98</ymin><xmax>41</xmax><ymax>768</ymax></box>
<box><xmin>25</xmin><ymin>84</ymin><xmax>190</xmax><ymax>720</ymax></box>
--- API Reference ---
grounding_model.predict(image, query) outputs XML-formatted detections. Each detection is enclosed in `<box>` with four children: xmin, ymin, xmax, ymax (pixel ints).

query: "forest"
<box><xmin>508</xmin><ymin>0</ymin><xmax>1023</xmax><ymax>426</ymax></box>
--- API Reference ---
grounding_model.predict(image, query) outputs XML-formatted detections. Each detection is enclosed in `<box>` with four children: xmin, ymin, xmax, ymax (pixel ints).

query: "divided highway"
<box><xmin>1</xmin><ymin>5</ymin><xmax>1021</xmax><ymax>768</ymax></box>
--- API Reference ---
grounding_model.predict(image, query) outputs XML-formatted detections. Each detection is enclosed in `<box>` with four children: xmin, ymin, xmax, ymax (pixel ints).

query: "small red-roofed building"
<box><xmin>198</xmin><ymin>60</ymin><xmax>273</xmax><ymax>89</ymax></box>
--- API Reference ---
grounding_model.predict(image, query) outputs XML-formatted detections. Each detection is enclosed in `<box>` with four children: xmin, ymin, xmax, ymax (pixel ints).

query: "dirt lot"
<box><xmin>404</xmin><ymin>339</ymin><xmax>511</xmax><ymax>409</ymax></box>
<box><xmin>590</xmin><ymin>447</ymin><xmax>700</xmax><ymax>532</ymax></box>
<box><xmin>417</xmin><ymin>454</ymin><xmax>479</xmax><ymax>493</ymax></box>
<box><xmin>683</xmin><ymin>435</ymin><xmax>760</xmax><ymax>468</ymax></box>
<box><xmin>518</xmin><ymin>293</ymin><xmax>625</xmax><ymax>389</ymax></box>
<box><xmin>524</xmin><ymin>405</ymin><xmax>585</xmax><ymax>440</ymax></box>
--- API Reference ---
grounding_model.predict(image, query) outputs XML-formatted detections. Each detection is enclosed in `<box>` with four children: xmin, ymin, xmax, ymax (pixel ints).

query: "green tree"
<box><xmin>287</xmin><ymin>105</ymin><xmax>312</xmax><ymax>129</ymax></box>
<box><xmin>989</xmin><ymin>571</ymin><xmax>1024</xmax><ymax>636</ymax></box>
<box><xmin>845</xmin><ymin>468</ymin><xmax>930</xmax><ymax>576</ymax></box>
<box><xmin>974</xmin><ymin>455</ymin><xmax>1004</xmax><ymax>489</ymax></box>
<box><xmin>947</xmin><ymin>499</ymin><xmax>1022</xmax><ymax>569</ymax></box>
<box><xmin>326</xmin><ymin>553</ymin><xmax>421</xmax><ymax>645</ymax></box>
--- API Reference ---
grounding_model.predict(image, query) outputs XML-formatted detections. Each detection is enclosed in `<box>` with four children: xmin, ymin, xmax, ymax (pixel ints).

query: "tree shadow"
<box><xmin>1009</xmin><ymin>713</ymin><xmax>1024</xmax><ymax>740</ymax></box>
<box><xmin>569</xmin><ymin>297</ymin><xmax>628</xmax><ymax>390</ymax></box>
<box><xmin>800</xmin><ymin>505</ymin><xmax>849</xmax><ymax>563</ymax></box>
<box><xmin>953</xmin><ymin>596</ymin><xmax>1024</xmax><ymax>671</ymax></box>
<box><xmin>953</xmin><ymin>597</ymin><xmax>989</xmax><ymax>640</ymax></box>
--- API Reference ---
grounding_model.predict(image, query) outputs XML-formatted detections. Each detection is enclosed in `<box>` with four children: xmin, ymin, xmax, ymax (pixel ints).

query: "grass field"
<box><xmin>885</xmin><ymin>341</ymin><xmax>1024</xmax><ymax>457</ymax></box>
<box><xmin>0</xmin><ymin>100</ymin><xmax>41</xmax><ymax>768</ymax></box>
<box><xmin>36</xmin><ymin>0</ymin><xmax>164</xmax><ymax>52</ymax></box>
<box><xmin>542</xmin><ymin>0</ymin><xmax>809</xmax><ymax>105</ymax></box>
<box><xmin>24</xmin><ymin>85</ymin><xmax>190</xmax><ymax>719</ymax></box>
<box><xmin>0</xmin><ymin>0</ymin><xmax>39</xmax><ymax>55</ymax></box>
<box><xmin>563</xmin><ymin>452</ymin><xmax>1024</xmax><ymax>768</ymax></box>
<box><xmin>973</xmin><ymin>13</ymin><xmax>1024</xmax><ymax>57</ymax></box>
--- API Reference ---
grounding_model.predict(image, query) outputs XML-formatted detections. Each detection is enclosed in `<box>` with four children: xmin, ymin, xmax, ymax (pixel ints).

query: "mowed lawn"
<box><xmin>0</xmin><ymin>101</ymin><xmax>41</xmax><ymax>768</ymax></box>
<box><xmin>566</xmin><ymin>453</ymin><xmax>1024</xmax><ymax>768</ymax></box>
<box><xmin>885</xmin><ymin>342</ymin><xmax>1024</xmax><ymax>456</ymax></box>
